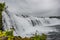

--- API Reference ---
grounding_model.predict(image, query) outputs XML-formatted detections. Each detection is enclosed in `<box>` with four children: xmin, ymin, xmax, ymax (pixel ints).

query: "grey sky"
<box><xmin>0</xmin><ymin>0</ymin><xmax>60</xmax><ymax>17</ymax></box>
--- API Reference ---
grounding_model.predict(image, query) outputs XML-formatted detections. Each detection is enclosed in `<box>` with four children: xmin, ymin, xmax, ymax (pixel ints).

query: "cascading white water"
<box><xmin>2</xmin><ymin>8</ymin><xmax>60</xmax><ymax>37</ymax></box>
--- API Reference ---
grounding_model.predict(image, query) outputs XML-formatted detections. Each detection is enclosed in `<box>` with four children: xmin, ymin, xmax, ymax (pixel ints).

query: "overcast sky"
<box><xmin>0</xmin><ymin>0</ymin><xmax>60</xmax><ymax>17</ymax></box>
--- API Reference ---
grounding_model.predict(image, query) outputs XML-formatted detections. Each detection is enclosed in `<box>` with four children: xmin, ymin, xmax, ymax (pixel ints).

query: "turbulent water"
<box><xmin>2</xmin><ymin>8</ymin><xmax>60</xmax><ymax>40</ymax></box>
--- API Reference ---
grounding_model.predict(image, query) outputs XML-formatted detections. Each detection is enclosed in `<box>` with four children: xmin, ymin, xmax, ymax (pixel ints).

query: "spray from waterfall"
<box><xmin>2</xmin><ymin>7</ymin><xmax>60</xmax><ymax>37</ymax></box>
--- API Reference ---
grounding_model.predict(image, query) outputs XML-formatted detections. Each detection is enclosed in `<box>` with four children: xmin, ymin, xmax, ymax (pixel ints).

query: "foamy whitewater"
<box><xmin>2</xmin><ymin>8</ymin><xmax>60</xmax><ymax>38</ymax></box>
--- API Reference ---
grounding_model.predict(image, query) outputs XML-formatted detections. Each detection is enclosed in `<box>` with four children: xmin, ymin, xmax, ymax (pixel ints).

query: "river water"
<box><xmin>2</xmin><ymin>8</ymin><xmax>60</xmax><ymax>40</ymax></box>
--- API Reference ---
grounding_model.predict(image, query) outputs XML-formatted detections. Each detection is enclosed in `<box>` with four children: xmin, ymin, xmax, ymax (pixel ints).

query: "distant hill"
<box><xmin>49</xmin><ymin>16</ymin><xmax>60</xmax><ymax>19</ymax></box>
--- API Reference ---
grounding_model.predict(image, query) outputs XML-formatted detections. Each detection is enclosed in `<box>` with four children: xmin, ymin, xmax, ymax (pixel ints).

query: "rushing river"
<box><xmin>2</xmin><ymin>8</ymin><xmax>60</xmax><ymax>40</ymax></box>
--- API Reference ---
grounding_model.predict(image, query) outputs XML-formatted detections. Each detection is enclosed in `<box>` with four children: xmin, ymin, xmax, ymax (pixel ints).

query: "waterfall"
<box><xmin>2</xmin><ymin>8</ymin><xmax>60</xmax><ymax>37</ymax></box>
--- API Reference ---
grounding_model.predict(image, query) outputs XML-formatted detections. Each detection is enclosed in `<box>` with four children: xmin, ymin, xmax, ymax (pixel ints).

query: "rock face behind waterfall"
<box><xmin>2</xmin><ymin>9</ymin><xmax>60</xmax><ymax>39</ymax></box>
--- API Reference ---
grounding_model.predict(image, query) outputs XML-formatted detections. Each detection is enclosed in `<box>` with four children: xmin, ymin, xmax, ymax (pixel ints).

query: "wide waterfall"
<box><xmin>2</xmin><ymin>8</ymin><xmax>60</xmax><ymax>38</ymax></box>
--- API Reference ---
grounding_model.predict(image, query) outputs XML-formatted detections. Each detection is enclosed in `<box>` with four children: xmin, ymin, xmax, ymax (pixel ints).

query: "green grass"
<box><xmin>0</xmin><ymin>30</ymin><xmax>47</xmax><ymax>40</ymax></box>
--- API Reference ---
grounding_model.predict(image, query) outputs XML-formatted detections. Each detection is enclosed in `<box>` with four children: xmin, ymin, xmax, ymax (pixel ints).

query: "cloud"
<box><xmin>1</xmin><ymin>0</ymin><xmax>60</xmax><ymax>16</ymax></box>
